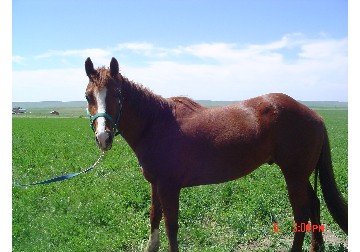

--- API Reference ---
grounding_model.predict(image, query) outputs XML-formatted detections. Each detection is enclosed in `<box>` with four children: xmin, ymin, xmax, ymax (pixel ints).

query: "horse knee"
<box><xmin>165</xmin><ymin>223</ymin><xmax>179</xmax><ymax>235</ymax></box>
<box><xmin>287</xmin><ymin>183</ymin><xmax>311</xmax><ymax>213</ymax></box>
<box><xmin>149</xmin><ymin>205</ymin><xmax>162</xmax><ymax>229</ymax></box>
<box><xmin>312</xmin><ymin>195</ymin><xmax>320</xmax><ymax>214</ymax></box>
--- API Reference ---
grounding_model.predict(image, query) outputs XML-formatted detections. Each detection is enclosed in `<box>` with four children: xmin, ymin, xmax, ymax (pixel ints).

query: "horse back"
<box><xmin>174</xmin><ymin>92</ymin><xmax>323</xmax><ymax>145</ymax></box>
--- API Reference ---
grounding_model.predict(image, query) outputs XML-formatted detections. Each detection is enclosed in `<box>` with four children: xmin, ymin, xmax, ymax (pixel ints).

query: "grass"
<box><xmin>12</xmin><ymin>109</ymin><xmax>348</xmax><ymax>251</ymax></box>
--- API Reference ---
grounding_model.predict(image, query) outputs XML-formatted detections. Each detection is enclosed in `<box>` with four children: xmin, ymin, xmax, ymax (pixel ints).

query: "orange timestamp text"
<box><xmin>273</xmin><ymin>222</ymin><xmax>325</xmax><ymax>233</ymax></box>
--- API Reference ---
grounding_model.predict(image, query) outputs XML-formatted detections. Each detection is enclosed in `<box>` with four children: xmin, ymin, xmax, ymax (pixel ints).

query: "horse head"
<box><xmin>85</xmin><ymin>57</ymin><xmax>122</xmax><ymax>151</ymax></box>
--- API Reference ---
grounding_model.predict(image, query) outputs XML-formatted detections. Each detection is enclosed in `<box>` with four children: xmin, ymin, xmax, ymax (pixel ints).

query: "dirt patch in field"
<box><xmin>323</xmin><ymin>228</ymin><xmax>348</xmax><ymax>249</ymax></box>
<box><xmin>235</xmin><ymin>228</ymin><xmax>347</xmax><ymax>251</ymax></box>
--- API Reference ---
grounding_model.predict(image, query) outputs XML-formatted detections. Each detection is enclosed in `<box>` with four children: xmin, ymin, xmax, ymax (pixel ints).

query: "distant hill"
<box><xmin>13</xmin><ymin>100</ymin><xmax>347</xmax><ymax>109</ymax></box>
<box><xmin>298</xmin><ymin>101</ymin><xmax>348</xmax><ymax>108</ymax></box>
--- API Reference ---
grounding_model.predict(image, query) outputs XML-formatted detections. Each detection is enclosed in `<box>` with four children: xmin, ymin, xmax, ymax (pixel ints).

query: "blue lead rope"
<box><xmin>14</xmin><ymin>152</ymin><xmax>105</xmax><ymax>187</ymax></box>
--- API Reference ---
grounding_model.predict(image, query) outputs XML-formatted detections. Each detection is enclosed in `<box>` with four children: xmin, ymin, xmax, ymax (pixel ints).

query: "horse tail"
<box><xmin>317</xmin><ymin>128</ymin><xmax>348</xmax><ymax>234</ymax></box>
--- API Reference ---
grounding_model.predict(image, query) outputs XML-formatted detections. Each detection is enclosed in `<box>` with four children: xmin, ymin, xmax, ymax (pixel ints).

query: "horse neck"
<box><xmin>119</xmin><ymin>77</ymin><xmax>172</xmax><ymax>149</ymax></box>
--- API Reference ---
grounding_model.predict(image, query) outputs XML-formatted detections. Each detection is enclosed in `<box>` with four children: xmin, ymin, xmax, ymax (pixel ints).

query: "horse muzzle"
<box><xmin>95</xmin><ymin>130</ymin><xmax>114</xmax><ymax>151</ymax></box>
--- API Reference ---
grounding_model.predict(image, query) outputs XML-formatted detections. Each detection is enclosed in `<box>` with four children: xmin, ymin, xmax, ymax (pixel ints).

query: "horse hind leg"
<box><xmin>157</xmin><ymin>183</ymin><xmax>181</xmax><ymax>252</ymax></box>
<box><xmin>289</xmin><ymin>181</ymin><xmax>324</xmax><ymax>252</ymax></box>
<box><xmin>307</xmin><ymin>182</ymin><xmax>324</xmax><ymax>252</ymax></box>
<box><xmin>283</xmin><ymin>174</ymin><xmax>313</xmax><ymax>252</ymax></box>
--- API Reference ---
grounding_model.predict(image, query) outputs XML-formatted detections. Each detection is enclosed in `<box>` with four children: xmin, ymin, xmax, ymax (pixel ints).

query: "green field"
<box><xmin>12</xmin><ymin>110</ymin><xmax>348</xmax><ymax>251</ymax></box>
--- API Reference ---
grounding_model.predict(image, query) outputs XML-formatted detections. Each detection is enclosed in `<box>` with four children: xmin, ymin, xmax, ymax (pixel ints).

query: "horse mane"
<box><xmin>121</xmin><ymin>76</ymin><xmax>172</xmax><ymax>119</ymax></box>
<box><xmin>169</xmin><ymin>96</ymin><xmax>204</xmax><ymax>119</ymax></box>
<box><xmin>170</xmin><ymin>96</ymin><xmax>203</xmax><ymax>111</ymax></box>
<box><xmin>94</xmin><ymin>67</ymin><xmax>203</xmax><ymax>120</ymax></box>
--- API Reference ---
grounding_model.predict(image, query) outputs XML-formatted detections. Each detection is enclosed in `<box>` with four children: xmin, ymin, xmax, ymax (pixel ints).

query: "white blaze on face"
<box><xmin>94</xmin><ymin>87</ymin><xmax>107</xmax><ymax>132</ymax></box>
<box><xmin>94</xmin><ymin>87</ymin><xmax>109</xmax><ymax>147</ymax></box>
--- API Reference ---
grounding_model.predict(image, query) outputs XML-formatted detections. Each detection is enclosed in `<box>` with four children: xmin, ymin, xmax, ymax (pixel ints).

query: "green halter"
<box><xmin>86</xmin><ymin>93</ymin><xmax>122</xmax><ymax>136</ymax></box>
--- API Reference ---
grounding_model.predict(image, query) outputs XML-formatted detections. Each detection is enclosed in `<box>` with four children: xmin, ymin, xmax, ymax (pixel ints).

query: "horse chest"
<box><xmin>141</xmin><ymin>167</ymin><xmax>156</xmax><ymax>183</ymax></box>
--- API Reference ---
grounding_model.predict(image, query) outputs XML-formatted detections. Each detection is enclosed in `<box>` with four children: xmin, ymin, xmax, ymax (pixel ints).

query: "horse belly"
<box><xmin>174</xmin><ymin>98</ymin><xmax>275</xmax><ymax>187</ymax></box>
<box><xmin>180</xmin><ymin>141</ymin><xmax>271</xmax><ymax>187</ymax></box>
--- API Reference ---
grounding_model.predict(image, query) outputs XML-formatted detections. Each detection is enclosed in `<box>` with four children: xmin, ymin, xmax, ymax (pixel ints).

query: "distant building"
<box><xmin>12</xmin><ymin>107</ymin><xmax>26</xmax><ymax>114</ymax></box>
<box><xmin>50</xmin><ymin>110</ymin><xmax>60</xmax><ymax>115</ymax></box>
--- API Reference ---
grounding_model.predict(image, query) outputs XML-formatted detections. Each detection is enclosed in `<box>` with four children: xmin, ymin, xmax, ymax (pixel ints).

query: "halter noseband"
<box><xmin>86</xmin><ymin>90</ymin><xmax>122</xmax><ymax>137</ymax></box>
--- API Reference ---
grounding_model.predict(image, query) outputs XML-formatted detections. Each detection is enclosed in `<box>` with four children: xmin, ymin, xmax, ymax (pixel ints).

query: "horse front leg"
<box><xmin>145</xmin><ymin>183</ymin><xmax>163</xmax><ymax>252</ymax></box>
<box><xmin>157</xmin><ymin>182</ymin><xmax>181</xmax><ymax>252</ymax></box>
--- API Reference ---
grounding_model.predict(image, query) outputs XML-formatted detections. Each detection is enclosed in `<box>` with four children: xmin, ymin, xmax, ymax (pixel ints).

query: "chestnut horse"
<box><xmin>84</xmin><ymin>57</ymin><xmax>347</xmax><ymax>251</ymax></box>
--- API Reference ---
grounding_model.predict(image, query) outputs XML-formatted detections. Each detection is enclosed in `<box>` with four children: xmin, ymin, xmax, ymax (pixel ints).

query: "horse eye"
<box><xmin>85</xmin><ymin>94</ymin><xmax>94</xmax><ymax>103</ymax></box>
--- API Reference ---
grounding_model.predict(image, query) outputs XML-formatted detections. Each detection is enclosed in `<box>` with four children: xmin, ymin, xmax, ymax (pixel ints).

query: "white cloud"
<box><xmin>13</xmin><ymin>68</ymin><xmax>87</xmax><ymax>102</ymax></box>
<box><xmin>119</xmin><ymin>35</ymin><xmax>347</xmax><ymax>101</ymax></box>
<box><xmin>114</xmin><ymin>42</ymin><xmax>182</xmax><ymax>58</ymax></box>
<box><xmin>12</xmin><ymin>55</ymin><xmax>25</xmax><ymax>64</ymax></box>
<box><xmin>299</xmin><ymin>38</ymin><xmax>348</xmax><ymax>60</ymax></box>
<box><xmin>35</xmin><ymin>48</ymin><xmax>112</xmax><ymax>66</ymax></box>
<box><xmin>115</xmin><ymin>42</ymin><xmax>155</xmax><ymax>52</ymax></box>
<box><xmin>13</xmin><ymin>34</ymin><xmax>348</xmax><ymax>102</ymax></box>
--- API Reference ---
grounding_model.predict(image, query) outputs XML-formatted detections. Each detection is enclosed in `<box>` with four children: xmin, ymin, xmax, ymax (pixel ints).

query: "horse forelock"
<box><xmin>91</xmin><ymin>67</ymin><xmax>114</xmax><ymax>89</ymax></box>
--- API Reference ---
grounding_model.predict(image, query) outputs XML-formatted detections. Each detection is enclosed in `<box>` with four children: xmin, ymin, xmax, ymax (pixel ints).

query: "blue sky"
<box><xmin>12</xmin><ymin>0</ymin><xmax>348</xmax><ymax>102</ymax></box>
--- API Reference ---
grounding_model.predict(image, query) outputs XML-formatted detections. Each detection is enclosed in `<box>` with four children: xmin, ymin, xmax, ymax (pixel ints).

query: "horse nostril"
<box><xmin>96</xmin><ymin>131</ymin><xmax>109</xmax><ymax>146</ymax></box>
<box><xmin>106</xmin><ymin>133</ymin><xmax>113</xmax><ymax>145</ymax></box>
<box><xmin>95</xmin><ymin>130</ymin><xmax>113</xmax><ymax>150</ymax></box>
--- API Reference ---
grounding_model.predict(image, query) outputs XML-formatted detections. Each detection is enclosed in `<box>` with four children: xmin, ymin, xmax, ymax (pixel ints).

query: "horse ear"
<box><xmin>110</xmin><ymin>57</ymin><xmax>119</xmax><ymax>78</ymax></box>
<box><xmin>85</xmin><ymin>57</ymin><xmax>97</xmax><ymax>78</ymax></box>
